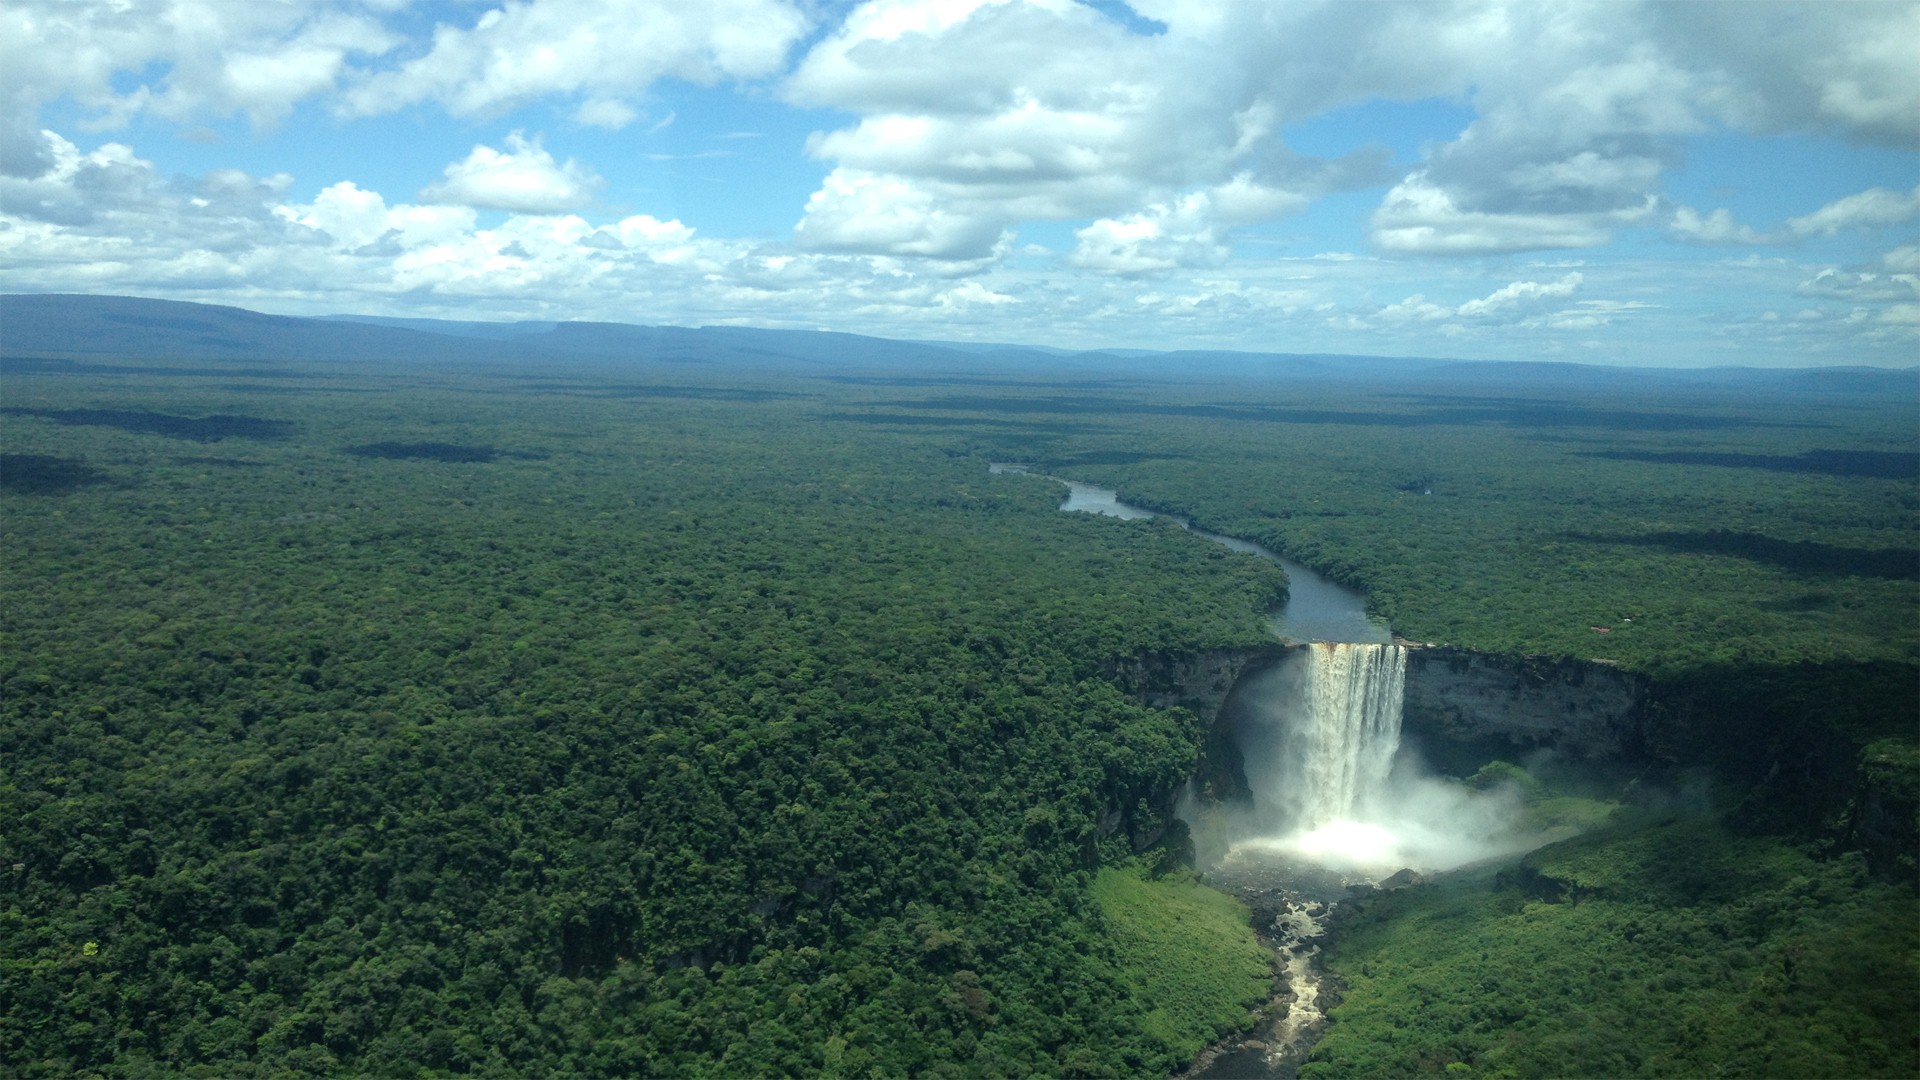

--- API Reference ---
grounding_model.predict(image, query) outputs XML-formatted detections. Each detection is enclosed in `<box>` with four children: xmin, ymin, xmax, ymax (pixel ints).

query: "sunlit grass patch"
<box><xmin>1091</xmin><ymin>862</ymin><xmax>1273</xmax><ymax>1061</ymax></box>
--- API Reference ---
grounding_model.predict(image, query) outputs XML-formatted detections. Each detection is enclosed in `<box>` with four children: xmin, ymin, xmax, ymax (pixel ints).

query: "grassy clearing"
<box><xmin>1091</xmin><ymin>863</ymin><xmax>1275</xmax><ymax>1061</ymax></box>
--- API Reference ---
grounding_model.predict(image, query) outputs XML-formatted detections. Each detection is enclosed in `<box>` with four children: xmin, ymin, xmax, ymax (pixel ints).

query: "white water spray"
<box><xmin>1286</xmin><ymin>643</ymin><xmax>1404</xmax><ymax>830</ymax></box>
<box><xmin>1202</xmin><ymin>640</ymin><xmax>1553</xmax><ymax>878</ymax></box>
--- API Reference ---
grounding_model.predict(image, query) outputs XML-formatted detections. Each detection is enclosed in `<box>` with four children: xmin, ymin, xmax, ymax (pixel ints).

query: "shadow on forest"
<box><xmin>1583</xmin><ymin>448</ymin><xmax>1919</xmax><ymax>479</ymax></box>
<box><xmin>819</xmin><ymin>411</ymin><xmax>1113</xmax><ymax>433</ymax></box>
<box><xmin>1047</xmin><ymin>450</ymin><xmax>1187</xmax><ymax>467</ymax></box>
<box><xmin>1</xmin><ymin>407</ymin><xmax>296</xmax><ymax>441</ymax></box>
<box><xmin>217</xmin><ymin>383</ymin><xmax>387</xmax><ymax>395</ymax></box>
<box><xmin>343</xmin><ymin>442</ymin><xmax>549</xmax><ymax>463</ymax></box>
<box><xmin>499</xmin><ymin>382</ymin><xmax>805</xmax><ymax>402</ymax></box>
<box><xmin>815</xmin><ymin>375</ymin><xmax>1137</xmax><ymax>389</ymax></box>
<box><xmin>0</xmin><ymin>453</ymin><xmax>110</xmax><ymax>495</ymax></box>
<box><xmin>1574</xmin><ymin>529</ymin><xmax>1919</xmax><ymax>580</ymax></box>
<box><xmin>173</xmin><ymin>456</ymin><xmax>268</xmax><ymax>468</ymax></box>
<box><xmin>874</xmin><ymin>395</ymin><xmax>1763</xmax><ymax>431</ymax></box>
<box><xmin>1644</xmin><ymin>657</ymin><xmax>1917</xmax><ymax>863</ymax></box>
<box><xmin>2</xmin><ymin>356</ymin><xmax>313</xmax><ymax>379</ymax></box>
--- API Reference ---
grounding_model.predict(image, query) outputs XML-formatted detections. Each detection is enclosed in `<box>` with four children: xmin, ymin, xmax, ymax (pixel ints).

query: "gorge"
<box><xmin>1040</xmin><ymin>467</ymin><xmax>1914</xmax><ymax>1077</ymax></box>
<box><xmin>1026</xmin><ymin>471</ymin><xmax>1587</xmax><ymax>1075</ymax></box>
<box><xmin>1026</xmin><ymin>471</ymin><xmax>1590</xmax><ymax>868</ymax></box>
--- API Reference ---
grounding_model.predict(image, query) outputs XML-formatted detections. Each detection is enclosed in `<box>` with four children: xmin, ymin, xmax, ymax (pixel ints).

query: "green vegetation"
<box><xmin>1</xmin><ymin>363</ymin><xmax>1280</xmax><ymax>1076</ymax></box>
<box><xmin>1089</xmin><ymin>863</ymin><xmax>1273</xmax><ymax>1061</ymax></box>
<box><xmin>996</xmin><ymin>385</ymin><xmax>1918</xmax><ymax>675</ymax></box>
<box><xmin>1305</xmin><ymin>816</ymin><xmax>1919</xmax><ymax>1078</ymax></box>
<box><xmin>3</xmin><ymin>342</ymin><xmax>1913</xmax><ymax>1076</ymax></box>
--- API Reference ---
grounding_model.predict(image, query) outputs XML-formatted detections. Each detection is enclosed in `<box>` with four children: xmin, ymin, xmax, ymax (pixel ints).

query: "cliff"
<box><xmin>1399</xmin><ymin>646</ymin><xmax>1649</xmax><ymax>761</ymax></box>
<box><xmin>1105</xmin><ymin>646</ymin><xmax>1287</xmax><ymax>719</ymax></box>
<box><xmin>1102</xmin><ymin>647</ymin><xmax>1287</xmax><ymax>851</ymax></box>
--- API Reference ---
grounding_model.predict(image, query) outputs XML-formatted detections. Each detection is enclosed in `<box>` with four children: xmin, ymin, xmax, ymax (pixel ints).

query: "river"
<box><xmin>992</xmin><ymin>464</ymin><xmax>1385</xmax><ymax>1078</ymax></box>
<box><xmin>991</xmin><ymin>466</ymin><xmax>1389</xmax><ymax>645</ymax></box>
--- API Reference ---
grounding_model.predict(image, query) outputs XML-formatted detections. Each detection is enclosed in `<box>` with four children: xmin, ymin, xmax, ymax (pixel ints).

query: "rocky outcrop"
<box><xmin>1106</xmin><ymin>646</ymin><xmax>1288</xmax><ymax>719</ymax></box>
<box><xmin>1400</xmin><ymin>645</ymin><xmax>1649</xmax><ymax>761</ymax></box>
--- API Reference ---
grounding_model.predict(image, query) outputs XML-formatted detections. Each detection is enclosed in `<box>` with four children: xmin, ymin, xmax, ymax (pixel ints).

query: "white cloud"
<box><xmin>1668</xmin><ymin>186</ymin><xmax>1919</xmax><ymax>249</ymax></box>
<box><xmin>4</xmin><ymin>3</ymin><xmax>1919</xmax><ymax>366</ymax></box>
<box><xmin>1365</xmin><ymin>271</ymin><xmax>1590</xmax><ymax>330</ymax></box>
<box><xmin>1786</xmin><ymin>184</ymin><xmax>1920</xmax><ymax>237</ymax></box>
<box><xmin>937</xmin><ymin>280</ymin><xmax>1015</xmax><ymax>309</ymax></box>
<box><xmin>1646</xmin><ymin>0</ymin><xmax>1920</xmax><ymax>147</ymax></box>
<box><xmin>1456</xmin><ymin>272</ymin><xmax>1584</xmax><ymax>319</ymax></box>
<box><xmin>1376</xmin><ymin>294</ymin><xmax>1453</xmax><ymax>324</ymax></box>
<box><xmin>0</xmin><ymin>1</ymin><xmax>398</xmax><ymax>137</ymax></box>
<box><xmin>576</xmin><ymin>99</ymin><xmax>640</xmax><ymax>129</ymax></box>
<box><xmin>1797</xmin><ymin>268</ymin><xmax>1920</xmax><ymax>304</ymax></box>
<box><xmin>339</xmin><ymin>0</ymin><xmax>810</xmax><ymax>124</ymax></box>
<box><xmin>1372</xmin><ymin>173</ymin><xmax>1656</xmax><ymax>254</ymax></box>
<box><xmin>1883</xmin><ymin>245</ymin><xmax>1920</xmax><ymax>275</ymax></box>
<box><xmin>1356</xmin><ymin>2</ymin><xmax>1920</xmax><ymax>254</ymax></box>
<box><xmin>1071</xmin><ymin>194</ymin><xmax>1228</xmax><ymax>275</ymax></box>
<box><xmin>793</xmin><ymin>168</ymin><xmax>1010</xmax><ymax>261</ymax></box>
<box><xmin>420</xmin><ymin>133</ymin><xmax>603</xmax><ymax>213</ymax></box>
<box><xmin>1669</xmin><ymin>206</ymin><xmax>1771</xmax><ymax>245</ymax></box>
<box><xmin>784</xmin><ymin>0</ymin><xmax>1344</xmax><ymax>257</ymax></box>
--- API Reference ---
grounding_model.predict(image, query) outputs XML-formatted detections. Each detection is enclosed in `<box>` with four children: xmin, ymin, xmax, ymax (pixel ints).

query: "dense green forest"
<box><xmin>2</xmin><ymin>359</ymin><xmax>1287</xmax><ymax>1076</ymax></box>
<box><xmin>1305</xmin><ymin>816</ymin><xmax>1917</xmax><ymax>1078</ymax></box>
<box><xmin>4</xmin><ymin>334</ymin><xmax>1915</xmax><ymax>1076</ymax></box>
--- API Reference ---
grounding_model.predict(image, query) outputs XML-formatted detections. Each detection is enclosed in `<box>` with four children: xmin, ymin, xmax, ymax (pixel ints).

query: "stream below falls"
<box><xmin>991</xmin><ymin>465</ymin><xmax>1406</xmax><ymax>1078</ymax></box>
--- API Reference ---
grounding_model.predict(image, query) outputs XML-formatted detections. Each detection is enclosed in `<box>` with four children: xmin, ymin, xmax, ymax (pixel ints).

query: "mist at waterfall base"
<box><xmin>1191</xmin><ymin>643</ymin><xmax>1558</xmax><ymax>877</ymax></box>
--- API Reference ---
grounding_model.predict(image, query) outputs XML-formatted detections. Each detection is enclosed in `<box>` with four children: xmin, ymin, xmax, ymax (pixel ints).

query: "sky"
<box><xmin>1</xmin><ymin>0</ymin><xmax>1917</xmax><ymax>368</ymax></box>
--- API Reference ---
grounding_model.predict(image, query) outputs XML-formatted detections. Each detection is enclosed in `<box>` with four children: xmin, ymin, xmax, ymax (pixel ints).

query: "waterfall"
<box><xmin>1286</xmin><ymin>643</ymin><xmax>1405</xmax><ymax>829</ymax></box>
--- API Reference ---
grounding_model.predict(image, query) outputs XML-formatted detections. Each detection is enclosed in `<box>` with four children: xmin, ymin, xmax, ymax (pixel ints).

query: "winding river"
<box><xmin>992</xmin><ymin>464</ymin><xmax>1384</xmax><ymax>1078</ymax></box>
<box><xmin>992</xmin><ymin>465</ymin><xmax>1390</xmax><ymax>645</ymax></box>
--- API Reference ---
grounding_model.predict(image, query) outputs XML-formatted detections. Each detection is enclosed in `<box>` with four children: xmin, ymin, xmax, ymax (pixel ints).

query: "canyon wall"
<box><xmin>1398</xmin><ymin>645</ymin><xmax>1649</xmax><ymax>761</ymax></box>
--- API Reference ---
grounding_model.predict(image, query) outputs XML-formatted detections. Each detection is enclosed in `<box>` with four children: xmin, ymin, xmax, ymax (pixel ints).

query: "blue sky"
<box><xmin>2</xmin><ymin>0</ymin><xmax>1916</xmax><ymax>367</ymax></box>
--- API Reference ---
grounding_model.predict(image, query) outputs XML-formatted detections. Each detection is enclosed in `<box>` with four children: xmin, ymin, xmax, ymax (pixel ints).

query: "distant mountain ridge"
<box><xmin>4</xmin><ymin>293</ymin><xmax>1915</xmax><ymax>396</ymax></box>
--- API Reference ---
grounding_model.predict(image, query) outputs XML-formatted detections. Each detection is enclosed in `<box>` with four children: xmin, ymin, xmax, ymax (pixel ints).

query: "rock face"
<box><xmin>1106</xmin><ymin>646</ymin><xmax>1287</xmax><ymax>719</ymax></box>
<box><xmin>1120</xmin><ymin>642</ymin><xmax>1913</xmax><ymax>881</ymax></box>
<box><xmin>1400</xmin><ymin>645</ymin><xmax>1648</xmax><ymax>761</ymax></box>
<box><xmin>1103</xmin><ymin>647</ymin><xmax>1287</xmax><ymax>850</ymax></box>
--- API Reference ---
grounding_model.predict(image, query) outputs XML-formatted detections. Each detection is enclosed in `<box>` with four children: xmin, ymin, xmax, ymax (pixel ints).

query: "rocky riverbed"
<box><xmin>1179</xmin><ymin>850</ymin><xmax>1420</xmax><ymax>1079</ymax></box>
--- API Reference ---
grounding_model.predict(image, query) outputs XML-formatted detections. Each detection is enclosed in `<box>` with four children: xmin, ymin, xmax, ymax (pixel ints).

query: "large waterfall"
<box><xmin>1285</xmin><ymin>643</ymin><xmax>1406</xmax><ymax>829</ymax></box>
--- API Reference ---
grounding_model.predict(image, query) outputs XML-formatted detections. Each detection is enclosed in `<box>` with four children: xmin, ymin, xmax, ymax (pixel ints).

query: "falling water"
<box><xmin>1286</xmin><ymin>643</ymin><xmax>1405</xmax><ymax>830</ymax></box>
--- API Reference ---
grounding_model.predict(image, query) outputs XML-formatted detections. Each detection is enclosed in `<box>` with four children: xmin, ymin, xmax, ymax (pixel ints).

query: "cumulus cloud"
<box><xmin>1669</xmin><ymin>186</ymin><xmax>1919</xmax><ymax>248</ymax></box>
<box><xmin>1669</xmin><ymin>206</ymin><xmax>1771</xmax><ymax>245</ymax></box>
<box><xmin>338</xmin><ymin>0</ymin><xmax>810</xmax><ymax>124</ymax></box>
<box><xmin>0</xmin><ymin>0</ymin><xmax>806</xmax><ymax>142</ymax></box>
<box><xmin>420</xmin><ymin>133</ymin><xmax>603</xmax><ymax>213</ymax></box>
<box><xmin>1355</xmin><ymin>1</ymin><xmax>1920</xmax><ymax>253</ymax></box>
<box><xmin>0</xmin><ymin>0</ymin><xmax>398</xmax><ymax>136</ymax></box>
<box><xmin>5</xmin><ymin>1</ymin><xmax>1919</xmax><ymax>365</ymax></box>
<box><xmin>784</xmin><ymin>0</ymin><xmax>1343</xmax><ymax>257</ymax></box>
<box><xmin>1796</xmin><ymin>268</ymin><xmax>1920</xmax><ymax>304</ymax></box>
<box><xmin>1883</xmin><ymin>245</ymin><xmax>1920</xmax><ymax>275</ymax></box>
<box><xmin>0</xmin><ymin>128</ymin><xmax>302</xmax><ymax>256</ymax></box>
<box><xmin>793</xmin><ymin>168</ymin><xmax>1011</xmax><ymax>261</ymax></box>
<box><xmin>1372</xmin><ymin>173</ymin><xmax>1656</xmax><ymax>254</ymax></box>
<box><xmin>1786</xmin><ymin>184</ymin><xmax>1920</xmax><ymax>237</ymax></box>
<box><xmin>1370</xmin><ymin>272</ymin><xmax>1589</xmax><ymax>329</ymax></box>
<box><xmin>1456</xmin><ymin>272</ymin><xmax>1585</xmax><ymax>319</ymax></box>
<box><xmin>1643</xmin><ymin>0</ymin><xmax>1920</xmax><ymax>147</ymax></box>
<box><xmin>1375</xmin><ymin>294</ymin><xmax>1454</xmax><ymax>324</ymax></box>
<box><xmin>781</xmin><ymin>1</ymin><xmax>1912</xmax><ymax>260</ymax></box>
<box><xmin>1071</xmin><ymin>194</ymin><xmax>1229</xmax><ymax>275</ymax></box>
